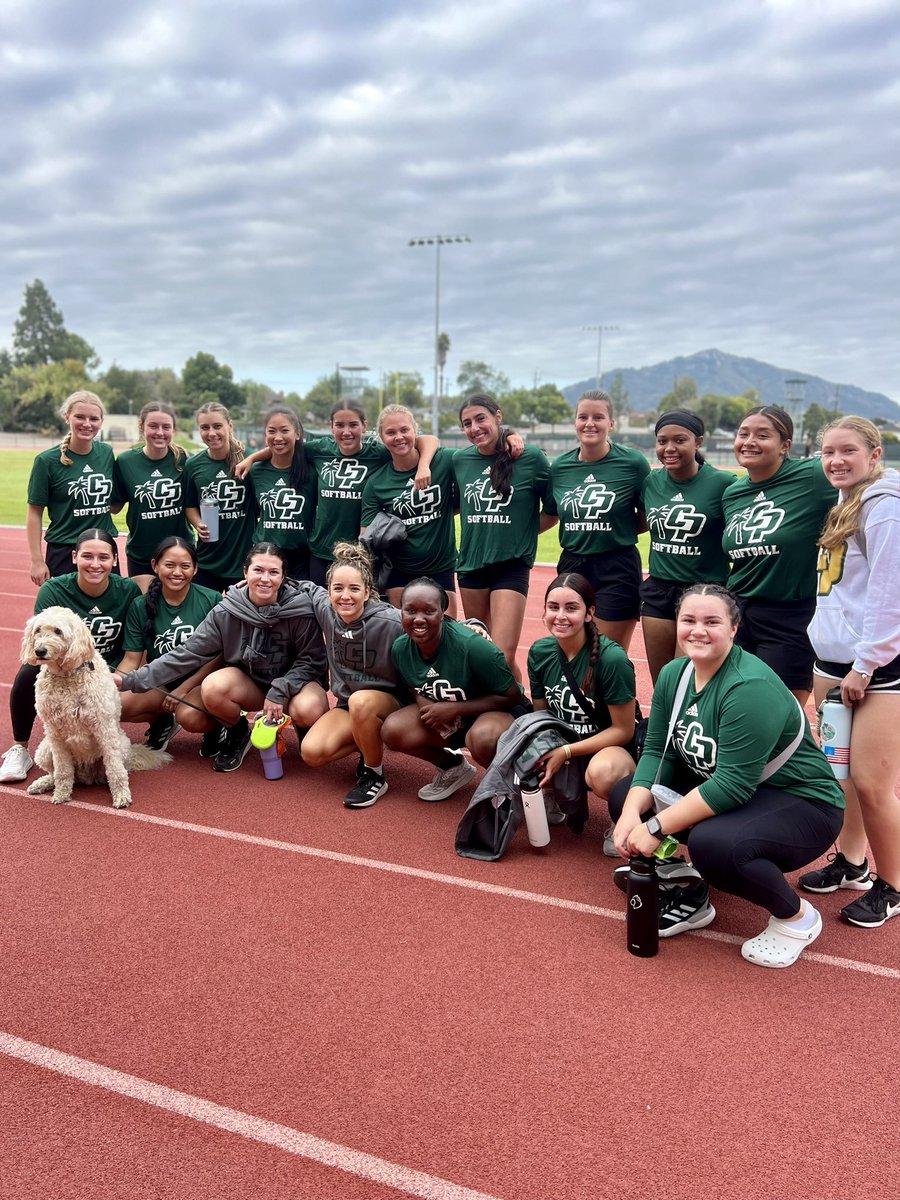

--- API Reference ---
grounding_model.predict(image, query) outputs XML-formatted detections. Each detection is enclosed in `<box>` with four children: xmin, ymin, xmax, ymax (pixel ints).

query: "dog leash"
<box><xmin>147</xmin><ymin>685</ymin><xmax>259</xmax><ymax>727</ymax></box>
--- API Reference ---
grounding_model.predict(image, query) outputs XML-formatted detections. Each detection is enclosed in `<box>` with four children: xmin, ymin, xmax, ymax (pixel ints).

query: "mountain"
<box><xmin>562</xmin><ymin>348</ymin><xmax>900</xmax><ymax>421</ymax></box>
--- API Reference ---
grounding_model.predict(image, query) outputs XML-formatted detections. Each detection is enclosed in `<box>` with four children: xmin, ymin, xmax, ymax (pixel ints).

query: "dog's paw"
<box><xmin>112</xmin><ymin>792</ymin><xmax>132</xmax><ymax>809</ymax></box>
<box><xmin>49</xmin><ymin>793</ymin><xmax>71</xmax><ymax>805</ymax></box>
<box><xmin>27</xmin><ymin>776</ymin><xmax>54</xmax><ymax>795</ymax></box>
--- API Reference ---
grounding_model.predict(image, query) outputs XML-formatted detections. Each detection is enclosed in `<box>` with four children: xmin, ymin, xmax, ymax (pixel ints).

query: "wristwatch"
<box><xmin>646</xmin><ymin>815</ymin><xmax>664</xmax><ymax>840</ymax></box>
<box><xmin>858</xmin><ymin>670</ymin><xmax>870</xmax><ymax>681</ymax></box>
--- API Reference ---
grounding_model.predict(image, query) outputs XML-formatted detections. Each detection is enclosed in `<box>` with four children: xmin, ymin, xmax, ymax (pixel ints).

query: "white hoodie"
<box><xmin>808</xmin><ymin>469</ymin><xmax>900</xmax><ymax>674</ymax></box>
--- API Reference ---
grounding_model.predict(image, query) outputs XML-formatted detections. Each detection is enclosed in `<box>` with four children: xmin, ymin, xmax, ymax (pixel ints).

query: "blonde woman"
<box><xmin>183</xmin><ymin>402</ymin><xmax>254</xmax><ymax>591</ymax></box>
<box><xmin>802</xmin><ymin>417</ymin><xmax>900</xmax><ymax>928</ymax></box>
<box><xmin>25</xmin><ymin>390</ymin><xmax>117</xmax><ymax>585</ymax></box>
<box><xmin>113</xmin><ymin>402</ymin><xmax>191</xmax><ymax>590</ymax></box>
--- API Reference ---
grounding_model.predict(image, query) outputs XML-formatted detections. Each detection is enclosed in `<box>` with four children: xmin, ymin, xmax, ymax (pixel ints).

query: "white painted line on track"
<box><xmin>0</xmin><ymin>1031</ymin><xmax>504</xmax><ymax>1200</ymax></box>
<box><xmin>3</xmin><ymin>787</ymin><xmax>897</xmax><ymax>981</ymax></box>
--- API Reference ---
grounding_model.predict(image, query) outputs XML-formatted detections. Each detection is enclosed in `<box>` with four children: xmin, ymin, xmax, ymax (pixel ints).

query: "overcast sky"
<box><xmin>2</xmin><ymin>0</ymin><xmax>898</xmax><ymax>401</ymax></box>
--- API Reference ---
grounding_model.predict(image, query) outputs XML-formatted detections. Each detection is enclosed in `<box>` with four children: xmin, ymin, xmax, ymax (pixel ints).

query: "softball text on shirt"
<box><xmin>249</xmin><ymin>461</ymin><xmax>317</xmax><ymax>550</ymax></box>
<box><xmin>527</xmin><ymin>635</ymin><xmax>636</xmax><ymax>737</ymax></box>
<box><xmin>113</xmin><ymin>448</ymin><xmax>191</xmax><ymax>562</ymax></box>
<box><xmin>183</xmin><ymin>454</ymin><xmax>254</xmax><ymax>579</ymax></box>
<box><xmin>361</xmin><ymin>447</ymin><xmax>458</xmax><ymax>574</ymax></box>
<box><xmin>305</xmin><ymin>435</ymin><xmax>390</xmax><ymax>562</ymax></box>
<box><xmin>453</xmin><ymin>443</ymin><xmax>550</xmax><ymax>572</ymax></box>
<box><xmin>27</xmin><ymin>443</ymin><xmax>117</xmax><ymax>545</ymax></box>
<box><xmin>642</xmin><ymin>462</ymin><xmax>731</xmax><ymax>583</ymax></box>
<box><xmin>545</xmin><ymin>444</ymin><xmax>649</xmax><ymax>555</ymax></box>
<box><xmin>35</xmin><ymin>572</ymin><xmax>140</xmax><ymax>667</ymax></box>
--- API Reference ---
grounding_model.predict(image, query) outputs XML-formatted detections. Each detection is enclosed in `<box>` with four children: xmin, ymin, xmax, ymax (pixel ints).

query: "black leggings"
<box><xmin>10</xmin><ymin>664</ymin><xmax>40</xmax><ymax>743</ymax></box>
<box><xmin>608</xmin><ymin>777</ymin><xmax>843</xmax><ymax>919</ymax></box>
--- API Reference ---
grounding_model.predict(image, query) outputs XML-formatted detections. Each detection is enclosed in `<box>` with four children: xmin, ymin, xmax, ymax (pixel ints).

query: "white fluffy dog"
<box><xmin>21</xmin><ymin>606</ymin><xmax>169</xmax><ymax>808</ymax></box>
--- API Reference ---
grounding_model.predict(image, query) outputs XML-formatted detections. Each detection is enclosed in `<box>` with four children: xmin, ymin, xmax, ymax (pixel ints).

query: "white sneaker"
<box><xmin>418</xmin><ymin>753</ymin><xmax>477</xmax><ymax>802</ymax></box>
<box><xmin>0</xmin><ymin>744</ymin><xmax>35</xmax><ymax>783</ymax></box>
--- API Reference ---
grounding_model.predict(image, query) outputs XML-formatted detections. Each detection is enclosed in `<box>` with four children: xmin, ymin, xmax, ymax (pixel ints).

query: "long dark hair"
<box><xmin>544</xmin><ymin>572</ymin><xmax>600</xmax><ymax>695</ymax></box>
<box><xmin>459</xmin><ymin>393</ymin><xmax>514</xmax><ymax>497</ymax></box>
<box><xmin>74</xmin><ymin>528</ymin><xmax>118</xmax><ymax>558</ymax></box>
<box><xmin>262</xmin><ymin>405</ymin><xmax>307</xmax><ymax>488</ymax></box>
<box><xmin>144</xmin><ymin>536</ymin><xmax>199</xmax><ymax>646</ymax></box>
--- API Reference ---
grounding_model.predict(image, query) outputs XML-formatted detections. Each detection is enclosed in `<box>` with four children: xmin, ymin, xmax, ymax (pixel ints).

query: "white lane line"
<box><xmin>4</xmin><ymin>790</ymin><xmax>897</xmax><ymax>981</ymax></box>
<box><xmin>0</xmin><ymin>1031</ymin><xmax>503</xmax><ymax>1200</ymax></box>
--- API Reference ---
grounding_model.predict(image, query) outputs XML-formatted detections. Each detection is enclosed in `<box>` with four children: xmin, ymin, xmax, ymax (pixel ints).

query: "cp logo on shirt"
<box><xmin>209</xmin><ymin>478</ymin><xmax>246</xmax><ymax>515</ymax></box>
<box><xmin>393</xmin><ymin>483</ymin><xmax>442</xmax><ymax>518</ymax></box>
<box><xmin>134</xmin><ymin>477</ymin><xmax>181</xmax><ymax>510</ymax></box>
<box><xmin>464</xmin><ymin>477</ymin><xmax>514</xmax><ymax>513</ymax></box>
<box><xmin>726</xmin><ymin>499</ymin><xmax>785</xmax><ymax>545</ymax></box>
<box><xmin>85</xmin><ymin>615</ymin><xmax>121</xmax><ymax>656</ymax></box>
<box><xmin>320</xmin><ymin>459</ymin><xmax>369</xmax><ymax>489</ymax></box>
<box><xmin>560</xmin><ymin>482</ymin><xmax>614</xmax><ymax>520</ymax></box>
<box><xmin>261</xmin><ymin>487</ymin><xmax>307</xmax><ymax>521</ymax></box>
<box><xmin>649</xmin><ymin>502</ymin><xmax>707</xmax><ymax>543</ymax></box>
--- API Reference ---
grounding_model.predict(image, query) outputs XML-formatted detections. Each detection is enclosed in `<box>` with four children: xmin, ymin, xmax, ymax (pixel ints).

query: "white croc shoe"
<box><xmin>741</xmin><ymin>907</ymin><xmax>823</xmax><ymax>969</ymax></box>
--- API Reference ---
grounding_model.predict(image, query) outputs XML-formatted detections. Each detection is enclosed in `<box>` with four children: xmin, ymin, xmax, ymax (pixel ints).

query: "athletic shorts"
<box><xmin>457</xmin><ymin>558</ymin><xmax>531</xmax><ymax>597</ymax></box>
<box><xmin>192</xmin><ymin>567</ymin><xmax>238</xmax><ymax>593</ymax></box>
<box><xmin>443</xmin><ymin>694</ymin><xmax>534</xmax><ymax>749</ymax></box>
<box><xmin>814</xmin><ymin>656</ymin><xmax>900</xmax><ymax>695</ymax></box>
<box><xmin>735</xmin><ymin>596</ymin><xmax>816</xmax><ymax>692</ymax></box>
<box><xmin>384</xmin><ymin>566</ymin><xmax>457</xmax><ymax>595</ymax></box>
<box><xmin>280</xmin><ymin>546</ymin><xmax>311</xmax><ymax>582</ymax></box>
<box><xmin>46</xmin><ymin>542</ymin><xmax>121</xmax><ymax>579</ymax></box>
<box><xmin>335</xmin><ymin>687</ymin><xmax>406</xmax><ymax>713</ymax></box>
<box><xmin>557</xmin><ymin>546</ymin><xmax>642</xmax><ymax>622</ymax></box>
<box><xmin>308</xmin><ymin>554</ymin><xmax>331</xmax><ymax>588</ymax></box>
<box><xmin>126</xmin><ymin>555</ymin><xmax>154</xmax><ymax>579</ymax></box>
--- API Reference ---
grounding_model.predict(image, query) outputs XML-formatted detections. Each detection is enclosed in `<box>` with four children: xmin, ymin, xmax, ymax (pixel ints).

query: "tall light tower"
<box><xmin>409</xmin><ymin>234</ymin><xmax>471</xmax><ymax>433</ymax></box>
<box><xmin>583</xmin><ymin>324</ymin><xmax>619</xmax><ymax>388</ymax></box>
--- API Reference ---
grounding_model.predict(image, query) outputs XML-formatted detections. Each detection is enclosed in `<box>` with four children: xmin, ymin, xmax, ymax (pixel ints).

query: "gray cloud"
<box><xmin>1</xmin><ymin>0</ymin><xmax>897</xmax><ymax>400</ymax></box>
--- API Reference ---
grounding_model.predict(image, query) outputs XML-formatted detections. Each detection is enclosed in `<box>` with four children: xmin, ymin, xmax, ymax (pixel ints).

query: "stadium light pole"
<box><xmin>583</xmin><ymin>324</ymin><xmax>619</xmax><ymax>389</ymax></box>
<box><xmin>409</xmin><ymin>234</ymin><xmax>471</xmax><ymax>433</ymax></box>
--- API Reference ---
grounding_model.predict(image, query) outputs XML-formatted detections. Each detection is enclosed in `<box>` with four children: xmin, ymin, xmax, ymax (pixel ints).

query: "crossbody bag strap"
<box><xmin>759</xmin><ymin>697</ymin><xmax>807</xmax><ymax>782</ymax></box>
<box><xmin>652</xmin><ymin>661</ymin><xmax>694</xmax><ymax>788</ymax></box>
<box><xmin>556</xmin><ymin>642</ymin><xmax>601</xmax><ymax>727</ymax></box>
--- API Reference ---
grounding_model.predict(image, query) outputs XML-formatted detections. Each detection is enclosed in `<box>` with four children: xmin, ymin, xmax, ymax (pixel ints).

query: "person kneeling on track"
<box><xmin>115</xmin><ymin>543</ymin><xmax>328</xmax><ymax>773</ymax></box>
<box><xmin>609</xmin><ymin>583</ymin><xmax>845</xmax><ymax>969</ymax></box>
<box><xmin>382</xmin><ymin>577</ymin><xmax>526</xmax><ymax>804</ymax></box>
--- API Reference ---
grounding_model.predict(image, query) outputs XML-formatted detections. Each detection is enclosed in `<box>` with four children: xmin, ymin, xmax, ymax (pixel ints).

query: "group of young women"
<box><xmin>3</xmin><ymin>387</ymin><xmax>898</xmax><ymax>966</ymax></box>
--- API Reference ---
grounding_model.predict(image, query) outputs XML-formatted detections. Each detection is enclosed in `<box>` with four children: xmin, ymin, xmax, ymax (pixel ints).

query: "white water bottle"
<box><xmin>819</xmin><ymin>687</ymin><xmax>851</xmax><ymax>780</ymax></box>
<box><xmin>520</xmin><ymin>787</ymin><xmax>551</xmax><ymax>848</ymax></box>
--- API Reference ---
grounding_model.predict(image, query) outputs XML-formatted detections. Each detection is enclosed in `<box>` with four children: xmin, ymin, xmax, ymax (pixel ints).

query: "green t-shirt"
<box><xmin>391</xmin><ymin>617</ymin><xmax>517</xmax><ymax>700</ymax></box>
<box><xmin>527</xmin><ymin>634</ymin><xmax>635</xmax><ymax>737</ymax></box>
<box><xmin>124</xmin><ymin>583</ymin><xmax>222</xmax><ymax>662</ymax></box>
<box><xmin>248</xmin><ymin>461</ymin><xmax>318</xmax><ymax>551</ymax></box>
<box><xmin>632</xmin><ymin>647</ymin><xmax>844</xmax><ymax>813</ymax></box>
<box><xmin>182</xmin><ymin>452</ymin><xmax>254</xmax><ymax>580</ymax></box>
<box><xmin>453</xmin><ymin>443</ymin><xmax>550</xmax><ymax>573</ymax></box>
<box><xmin>641</xmin><ymin>462</ymin><xmax>731</xmax><ymax>583</ymax></box>
<box><xmin>113</xmin><ymin>447</ymin><xmax>191</xmax><ymax>563</ymax></box>
<box><xmin>305</xmin><ymin>435</ymin><xmax>390</xmax><ymax>562</ymax></box>
<box><xmin>360</xmin><ymin>446</ymin><xmax>458</xmax><ymax>575</ymax></box>
<box><xmin>27</xmin><ymin>442</ymin><xmax>117</xmax><ymax>545</ymax></box>
<box><xmin>721</xmin><ymin>458</ymin><xmax>837</xmax><ymax>601</ymax></box>
<box><xmin>544</xmin><ymin>444</ymin><xmax>650</xmax><ymax>555</ymax></box>
<box><xmin>35</xmin><ymin>572</ymin><xmax>141</xmax><ymax>667</ymax></box>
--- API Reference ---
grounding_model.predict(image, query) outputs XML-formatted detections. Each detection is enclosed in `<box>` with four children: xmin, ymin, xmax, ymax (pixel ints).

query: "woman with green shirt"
<box><xmin>612</xmin><ymin>584</ymin><xmax>844</xmax><ymax>968</ymax></box>
<box><xmin>1</xmin><ymin>529</ymin><xmax>140</xmax><ymax>785</ymax></box>
<box><xmin>183</xmin><ymin>401</ymin><xmax>254</xmax><ymax>592</ymax></box>
<box><xmin>247</xmin><ymin>406</ymin><xmax>317</xmax><ymax>579</ymax></box>
<box><xmin>526</xmin><ymin>573</ymin><xmax>638</xmax><ymax>840</ymax></box>
<box><xmin>454</xmin><ymin>394</ymin><xmax>555</xmax><ymax>680</ymax></box>
<box><xmin>722</xmin><ymin>406</ymin><xmax>836</xmax><ymax>702</ymax></box>
<box><xmin>118</xmin><ymin>537</ymin><xmax>222</xmax><ymax>752</ymax></box>
<box><xmin>383</xmin><ymin>577</ymin><xmax>524</xmax><ymax>803</ymax></box>
<box><xmin>544</xmin><ymin>389</ymin><xmax>649</xmax><ymax>653</ymax></box>
<box><xmin>25</xmin><ymin>390</ymin><xmax>117</xmax><ymax>585</ymax></box>
<box><xmin>113</xmin><ymin>402</ymin><xmax>191</xmax><ymax>590</ymax></box>
<box><xmin>640</xmin><ymin>409</ymin><xmax>731</xmax><ymax>682</ymax></box>
<box><xmin>361</xmin><ymin>404</ymin><xmax>459</xmax><ymax>613</ymax></box>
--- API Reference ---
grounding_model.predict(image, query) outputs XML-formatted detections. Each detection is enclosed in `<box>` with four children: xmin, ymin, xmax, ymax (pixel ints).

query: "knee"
<box><xmin>288</xmin><ymin>694</ymin><xmax>328</xmax><ymax>729</ymax></box>
<box><xmin>380</xmin><ymin>715</ymin><xmax>404</xmax><ymax>752</ymax></box>
<box><xmin>586</xmin><ymin>759</ymin><xmax>623</xmax><ymax>800</ymax></box>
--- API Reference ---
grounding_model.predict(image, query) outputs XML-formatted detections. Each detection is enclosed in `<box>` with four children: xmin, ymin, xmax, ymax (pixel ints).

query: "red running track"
<box><xmin>0</xmin><ymin>525</ymin><xmax>898</xmax><ymax>1200</ymax></box>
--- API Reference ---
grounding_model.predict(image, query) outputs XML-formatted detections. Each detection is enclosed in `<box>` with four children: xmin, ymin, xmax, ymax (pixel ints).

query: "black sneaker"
<box><xmin>613</xmin><ymin>856</ymin><xmax>703</xmax><ymax>895</ymax></box>
<box><xmin>658</xmin><ymin>881</ymin><xmax>716</xmax><ymax>938</ymax></box>
<box><xmin>799</xmin><ymin>851</ymin><xmax>873</xmax><ymax>894</ymax></box>
<box><xmin>199</xmin><ymin>726</ymin><xmax>225</xmax><ymax>759</ymax></box>
<box><xmin>213</xmin><ymin>717</ymin><xmax>252</xmax><ymax>773</ymax></box>
<box><xmin>840</xmin><ymin>878</ymin><xmax>900</xmax><ymax>928</ymax></box>
<box><xmin>145</xmin><ymin>714</ymin><xmax>180</xmax><ymax>752</ymax></box>
<box><xmin>343</xmin><ymin>766</ymin><xmax>388</xmax><ymax>809</ymax></box>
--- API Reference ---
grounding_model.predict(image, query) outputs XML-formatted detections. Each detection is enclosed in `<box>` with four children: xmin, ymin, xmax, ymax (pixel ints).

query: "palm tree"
<box><xmin>437</xmin><ymin>332</ymin><xmax>451</xmax><ymax>400</ymax></box>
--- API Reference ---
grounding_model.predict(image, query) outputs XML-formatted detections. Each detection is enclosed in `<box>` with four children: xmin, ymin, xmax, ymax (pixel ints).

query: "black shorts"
<box><xmin>45</xmin><ymin>542</ymin><xmax>121</xmax><ymax>578</ymax></box>
<box><xmin>639</xmin><ymin>575</ymin><xmax>690</xmax><ymax>622</ymax></box>
<box><xmin>280</xmin><ymin>546</ymin><xmax>311</xmax><ymax>582</ymax></box>
<box><xmin>735</xmin><ymin>596</ymin><xmax>816</xmax><ymax>692</ymax></box>
<box><xmin>384</xmin><ymin>566</ymin><xmax>457</xmax><ymax>594</ymax></box>
<box><xmin>457</xmin><ymin>558</ymin><xmax>531</xmax><ymax>597</ymax></box>
<box><xmin>814</xmin><ymin>657</ymin><xmax>900</xmax><ymax>694</ymax></box>
<box><xmin>443</xmin><ymin>694</ymin><xmax>534</xmax><ymax>749</ymax></box>
<box><xmin>557</xmin><ymin>546</ymin><xmax>641</xmax><ymax>622</ymax></box>
<box><xmin>192</xmin><ymin>567</ymin><xmax>238</xmax><ymax>593</ymax></box>
<box><xmin>308</xmin><ymin>555</ymin><xmax>331</xmax><ymax>588</ymax></box>
<box><xmin>127</xmin><ymin>555</ymin><xmax>154</xmax><ymax>579</ymax></box>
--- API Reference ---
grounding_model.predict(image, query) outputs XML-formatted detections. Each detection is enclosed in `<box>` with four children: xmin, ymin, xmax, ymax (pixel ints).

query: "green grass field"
<box><xmin>1</xmin><ymin>447</ymin><xmax>651</xmax><ymax>565</ymax></box>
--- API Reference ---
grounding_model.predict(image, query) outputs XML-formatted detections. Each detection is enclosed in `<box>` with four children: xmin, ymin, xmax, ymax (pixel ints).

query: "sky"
<box><xmin>2</xmin><ymin>0</ymin><xmax>898</xmax><ymax>402</ymax></box>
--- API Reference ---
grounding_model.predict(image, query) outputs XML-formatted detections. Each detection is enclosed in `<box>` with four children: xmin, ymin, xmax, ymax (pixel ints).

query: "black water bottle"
<box><xmin>626</xmin><ymin>855</ymin><xmax>659</xmax><ymax>958</ymax></box>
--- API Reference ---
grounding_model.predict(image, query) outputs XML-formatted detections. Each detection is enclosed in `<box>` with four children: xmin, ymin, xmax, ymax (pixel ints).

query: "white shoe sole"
<box><xmin>418</xmin><ymin>763</ymin><xmax>476</xmax><ymax>802</ymax></box>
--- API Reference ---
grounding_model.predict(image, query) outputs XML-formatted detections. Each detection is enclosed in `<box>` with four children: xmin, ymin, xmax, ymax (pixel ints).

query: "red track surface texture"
<box><xmin>0</xmin><ymin>525</ymin><xmax>898</xmax><ymax>1200</ymax></box>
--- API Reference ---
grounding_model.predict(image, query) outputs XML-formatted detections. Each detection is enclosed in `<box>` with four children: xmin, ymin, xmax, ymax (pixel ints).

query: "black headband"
<box><xmin>654</xmin><ymin>409</ymin><xmax>705</xmax><ymax>438</ymax></box>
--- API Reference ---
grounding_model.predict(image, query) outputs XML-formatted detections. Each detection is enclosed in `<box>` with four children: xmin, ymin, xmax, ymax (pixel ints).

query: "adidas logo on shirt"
<box><xmin>340</xmin><ymin>629</ymin><xmax>355</xmax><ymax>639</ymax></box>
<box><xmin>426</xmin><ymin>667</ymin><xmax>438</xmax><ymax>677</ymax></box>
<box><xmin>216</xmin><ymin>470</ymin><xmax>227</xmax><ymax>479</ymax></box>
<box><xmin>172</xmin><ymin>616</ymin><xmax>182</xmax><ymax>625</ymax></box>
<box><xmin>276</xmin><ymin>478</ymin><xmax>286</xmax><ymax>486</ymax></box>
<box><xmin>585</xmin><ymin>474</ymin><xmax>596</xmax><ymax>483</ymax></box>
<box><xmin>482</xmin><ymin>467</ymin><xmax>491</xmax><ymax>476</ymax></box>
<box><xmin>755</xmin><ymin>491</ymin><xmax>767</xmax><ymax>501</ymax></box>
<box><xmin>151</xmin><ymin>469</ymin><xmax>162</xmax><ymax>478</ymax></box>
<box><xmin>672</xmin><ymin>492</ymin><xmax>684</xmax><ymax>501</ymax></box>
<box><xmin>82</xmin><ymin>465</ymin><xmax>92</xmax><ymax>474</ymax></box>
<box><xmin>89</xmin><ymin>606</ymin><xmax>102</xmax><ymax>615</ymax></box>
<box><xmin>686</xmin><ymin>704</ymin><xmax>698</xmax><ymax>716</ymax></box>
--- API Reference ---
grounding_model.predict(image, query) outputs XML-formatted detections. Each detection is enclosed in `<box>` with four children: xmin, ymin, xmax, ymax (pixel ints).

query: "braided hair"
<box><xmin>144</xmin><ymin>536</ymin><xmax>198</xmax><ymax>646</ymax></box>
<box><xmin>544</xmin><ymin>572</ymin><xmax>599</xmax><ymax>694</ymax></box>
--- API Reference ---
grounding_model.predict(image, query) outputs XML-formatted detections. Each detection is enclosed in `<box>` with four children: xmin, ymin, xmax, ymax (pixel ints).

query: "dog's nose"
<box><xmin>35</xmin><ymin>646</ymin><xmax>48</xmax><ymax>659</ymax></box>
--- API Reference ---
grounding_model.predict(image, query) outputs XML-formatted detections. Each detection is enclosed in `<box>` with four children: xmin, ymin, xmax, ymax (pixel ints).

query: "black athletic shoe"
<box><xmin>613</xmin><ymin>856</ymin><xmax>703</xmax><ymax>895</ymax></box>
<box><xmin>145</xmin><ymin>714</ymin><xmax>180</xmax><ymax>752</ymax></box>
<box><xmin>343</xmin><ymin>766</ymin><xmax>388</xmax><ymax>809</ymax></box>
<box><xmin>658</xmin><ymin>881</ymin><xmax>716</xmax><ymax>938</ymax></box>
<box><xmin>213</xmin><ymin>718</ymin><xmax>252</xmax><ymax>773</ymax></box>
<box><xmin>799</xmin><ymin>851</ymin><xmax>873</xmax><ymax>894</ymax></box>
<box><xmin>199</xmin><ymin>726</ymin><xmax>225</xmax><ymax>759</ymax></box>
<box><xmin>840</xmin><ymin>878</ymin><xmax>900</xmax><ymax>928</ymax></box>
